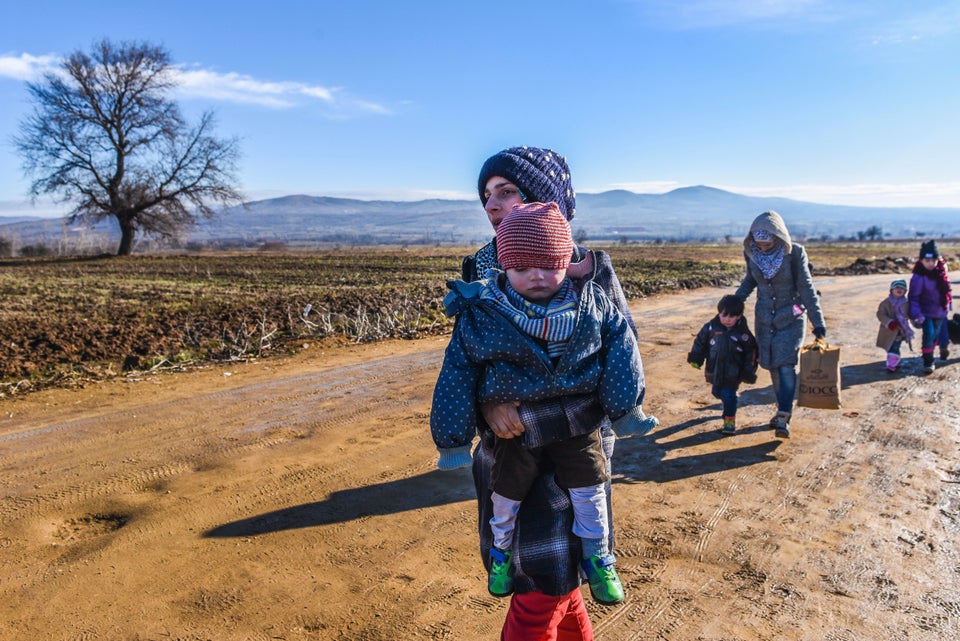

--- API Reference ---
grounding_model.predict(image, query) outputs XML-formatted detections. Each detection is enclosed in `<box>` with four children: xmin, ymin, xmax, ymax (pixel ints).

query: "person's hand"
<box><xmin>480</xmin><ymin>401</ymin><xmax>524</xmax><ymax>439</ymax></box>
<box><xmin>912</xmin><ymin>317</ymin><xmax>924</xmax><ymax>329</ymax></box>
<box><xmin>689</xmin><ymin>361</ymin><xmax>701</xmax><ymax>369</ymax></box>
<box><xmin>565</xmin><ymin>252</ymin><xmax>594</xmax><ymax>281</ymax></box>
<box><xmin>813</xmin><ymin>326</ymin><xmax>826</xmax><ymax>340</ymax></box>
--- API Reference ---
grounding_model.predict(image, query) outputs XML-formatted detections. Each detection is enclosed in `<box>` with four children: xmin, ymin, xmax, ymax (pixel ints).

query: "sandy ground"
<box><xmin>1</xmin><ymin>272</ymin><xmax>958</xmax><ymax>641</ymax></box>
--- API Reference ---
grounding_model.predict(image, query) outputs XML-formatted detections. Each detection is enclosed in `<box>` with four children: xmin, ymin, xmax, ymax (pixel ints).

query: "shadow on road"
<box><xmin>203</xmin><ymin>468</ymin><xmax>474</xmax><ymax>538</ymax></box>
<box><xmin>613</xmin><ymin>414</ymin><xmax>782</xmax><ymax>484</ymax></box>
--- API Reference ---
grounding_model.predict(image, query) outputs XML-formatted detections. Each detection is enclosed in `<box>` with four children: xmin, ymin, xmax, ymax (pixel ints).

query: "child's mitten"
<box><xmin>437</xmin><ymin>446</ymin><xmax>472</xmax><ymax>471</ymax></box>
<box><xmin>612</xmin><ymin>406</ymin><xmax>660</xmax><ymax>437</ymax></box>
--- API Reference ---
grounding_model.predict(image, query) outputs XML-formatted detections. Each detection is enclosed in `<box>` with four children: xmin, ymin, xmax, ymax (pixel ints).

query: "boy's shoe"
<box><xmin>721</xmin><ymin>417</ymin><xmax>736</xmax><ymax>435</ymax></box>
<box><xmin>923</xmin><ymin>362</ymin><xmax>936</xmax><ymax>374</ymax></box>
<box><xmin>940</xmin><ymin>347</ymin><xmax>950</xmax><ymax>361</ymax></box>
<box><xmin>771</xmin><ymin>411</ymin><xmax>791</xmax><ymax>438</ymax></box>
<box><xmin>580</xmin><ymin>554</ymin><xmax>625</xmax><ymax>605</ymax></box>
<box><xmin>488</xmin><ymin>547</ymin><xmax>514</xmax><ymax>597</ymax></box>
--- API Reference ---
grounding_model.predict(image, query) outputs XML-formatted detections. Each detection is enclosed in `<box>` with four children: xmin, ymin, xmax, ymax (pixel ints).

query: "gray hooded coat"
<box><xmin>735</xmin><ymin>211</ymin><xmax>825</xmax><ymax>369</ymax></box>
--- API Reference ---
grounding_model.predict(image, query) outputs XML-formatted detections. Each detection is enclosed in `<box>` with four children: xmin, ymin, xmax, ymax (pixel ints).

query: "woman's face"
<box><xmin>483</xmin><ymin>176</ymin><xmax>525</xmax><ymax>230</ymax></box>
<box><xmin>754</xmin><ymin>238</ymin><xmax>776</xmax><ymax>252</ymax></box>
<box><xmin>921</xmin><ymin>257</ymin><xmax>938</xmax><ymax>270</ymax></box>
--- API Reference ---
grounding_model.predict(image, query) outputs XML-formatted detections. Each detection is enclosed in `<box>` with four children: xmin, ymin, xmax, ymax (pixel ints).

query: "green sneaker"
<box><xmin>580</xmin><ymin>554</ymin><xmax>625</xmax><ymax>605</ymax></box>
<box><xmin>488</xmin><ymin>547</ymin><xmax>514</xmax><ymax>597</ymax></box>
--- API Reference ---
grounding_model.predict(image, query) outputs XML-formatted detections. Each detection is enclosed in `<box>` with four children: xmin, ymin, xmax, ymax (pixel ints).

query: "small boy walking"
<box><xmin>687</xmin><ymin>295</ymin><xmax>759</xmax><ymax>435</ymax></box>
<box><xmin>876</xmin><ymin>279</ymin><xmax>914</xmax><ymax>372</ymax></box>
<box><xmin>430</xmin><ymin>201</ymin><xmax>657</xmax><ymax>605</ymax></box>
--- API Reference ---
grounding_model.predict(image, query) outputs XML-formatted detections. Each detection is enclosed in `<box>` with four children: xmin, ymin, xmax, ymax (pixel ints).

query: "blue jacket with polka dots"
<box><xmin>430</xmin><ymin>272</ymin><xmax>645</xmax><ymax>453</ymax></box>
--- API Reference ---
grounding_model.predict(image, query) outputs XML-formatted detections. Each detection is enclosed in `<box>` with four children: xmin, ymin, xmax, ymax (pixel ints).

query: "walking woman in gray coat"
<box><xmin>735</xmin><ymin>211</ymin><xmax>826</xmax><ymax>438</ymax></box>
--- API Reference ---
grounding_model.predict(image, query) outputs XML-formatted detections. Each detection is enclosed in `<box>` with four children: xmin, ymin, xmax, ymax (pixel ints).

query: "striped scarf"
<box><xmin>500</xmin><ymin>279</ymin><xmax>579</xmax><ymax>358</ymax></box>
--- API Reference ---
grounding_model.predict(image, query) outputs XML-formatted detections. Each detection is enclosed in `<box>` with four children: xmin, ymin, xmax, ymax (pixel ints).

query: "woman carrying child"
<box><xmin>431</xmin><ymin>202</ymin><xmax>653</xmax><ymax>608</ymax></box>
<box><xmin>446</xmin><ymin>146</ymin><xmax>657</xmax><ymax>640</ymax></box>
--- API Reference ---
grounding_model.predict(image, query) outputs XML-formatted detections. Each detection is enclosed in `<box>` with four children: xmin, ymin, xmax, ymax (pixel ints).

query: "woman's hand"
<box><xmin>480</xmin><ymin>401</ymin><xmax>525</xmax><ymax>439</ymax></box>
<box><xmin>566</xmin><ymin>252</ymin><xmax>594</xmax><ymax>280</ymax></box>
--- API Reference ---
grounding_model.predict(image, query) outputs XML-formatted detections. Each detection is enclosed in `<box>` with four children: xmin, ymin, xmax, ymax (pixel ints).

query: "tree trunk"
<box><xmin>117</xmin><ymin>217</ymin><xmax>136</xmax><ymax>256</ymax></box>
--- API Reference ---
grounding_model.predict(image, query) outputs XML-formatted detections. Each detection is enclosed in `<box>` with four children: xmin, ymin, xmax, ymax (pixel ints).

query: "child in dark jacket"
<box><xmin>908</xmin><ymin>240</ymin><xmax>953</xmax><ymax>374</ymax></box>
<box><xmin>688</xmin><ymin>295</ymin><xmax>759</xmax><ymax>435</ymax></box>
<box><xmin>430</xmin><ymin>202</ymin><xmax>657</xmax><ymax>605</ymax></box>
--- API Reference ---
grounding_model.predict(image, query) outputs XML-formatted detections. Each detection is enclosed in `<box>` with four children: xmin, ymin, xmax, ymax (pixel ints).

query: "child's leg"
<box><xmin>488</xmin><ymin>438</ymin><xmax>539</xmax><ymax>597</ymax></box>
<box><xmin>889</xmin><ymin>337</ymin><xmax>902</xmax><ymax>356</ymax></box>
<box><xmin>938</xmin><ymin>319</ymin><xmax>950</xmax><ymax>359</ymax></box>
<box><xmin>488</xmin><ymin>491</ymin><xmax>522</xmax><ymax>597</ymax></box>
<box><xmin>490</xmin><ymin>492</ymin><xmax>522</xmax><ymax>551</ymax></box>
<box><xmin>718</xmin><ymin>386</ymin><xmax>738</xmax><ymax>417</ymax></box>
<box><xmin>921</xmin><ymin>318</ymin><xmax>942</xmax><ymax>371</ymax></box>
<box><xmin>886</xmin><ymin>337</ymin><xmax>903</xmax><ymax>371</ymax></box>
<box><xmin>718</xmin><ymin>386</ymin><xmax>738</xmax><ymax>433</ymax></box>
<box><xmin>568</xmin><ymin>483</ymin><xmax>624</xmax><ymax>604</ymax></box>
<box><xmin>567</xmin><ymin>484</ymin><xmax>609</xmax><ymax>557</ymax></box>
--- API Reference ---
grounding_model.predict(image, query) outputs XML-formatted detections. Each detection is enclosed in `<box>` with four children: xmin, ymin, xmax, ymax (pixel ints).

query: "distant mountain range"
<box><xmin>2</xmin><ymin>186</ymin><xmax>958</xmax><ymax>251</ymax></box>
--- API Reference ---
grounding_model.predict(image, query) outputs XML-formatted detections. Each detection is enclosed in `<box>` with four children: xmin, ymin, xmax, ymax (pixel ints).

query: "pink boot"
<box><xmin>886</xmin><ymin>353</ymin><xmax>901</xmax><ymax>372</ymax></box>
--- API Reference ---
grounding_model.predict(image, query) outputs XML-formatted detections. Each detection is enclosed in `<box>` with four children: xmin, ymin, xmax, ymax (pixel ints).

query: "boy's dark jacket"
<box><xmin>687</xmin><ymin>316</ymin><xmax>759</xmax><ymax>389</ymax></box>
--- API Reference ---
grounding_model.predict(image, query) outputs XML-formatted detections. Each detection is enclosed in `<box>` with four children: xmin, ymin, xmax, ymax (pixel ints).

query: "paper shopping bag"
<box><xmin>797</xmin><ymin>339</ymin><xmax>841</xmax><ymax>409</ymax></box>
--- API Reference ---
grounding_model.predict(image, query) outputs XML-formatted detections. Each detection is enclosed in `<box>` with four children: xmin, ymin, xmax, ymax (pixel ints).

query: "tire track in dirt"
<box><xmin>0</xmin><ymin>349</ymin><xmax>444</xmax><ymax>523</ymax></box>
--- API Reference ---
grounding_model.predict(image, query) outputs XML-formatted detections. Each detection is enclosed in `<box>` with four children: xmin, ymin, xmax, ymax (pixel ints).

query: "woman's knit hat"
<box><xmin>890</xmin><ymin>279</ymin><xmax>907</xmax><ymax>291</ymax></box>
<box><xmin>478</xmin><ymin>146</ymin><xmax>577</xmax><ymax>220</ymax></box>
<box><xmin>920</xmin><ymin>239</ymin><xmax>940</xmax><ymax>259</ymax></box>
<box><xmin>496</xmin><ymin>202</ymin><xmax>574</xmax><ymax>270</ymax></box>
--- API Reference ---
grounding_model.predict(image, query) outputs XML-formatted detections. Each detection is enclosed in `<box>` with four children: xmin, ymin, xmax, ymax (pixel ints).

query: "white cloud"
<box><xmin>722</xmin><ymin>181</ymin><xmax>960</xmax><ymax>207</ymax></box>
<box><xmin>0</xmin><ymin>52</ymin><xmax>59</xmax><ymax>81</ymax></box>
<box><xmin>0</xmin><ymin>52</ymin><xmax>390</xmax><ymax>116</ymax></box>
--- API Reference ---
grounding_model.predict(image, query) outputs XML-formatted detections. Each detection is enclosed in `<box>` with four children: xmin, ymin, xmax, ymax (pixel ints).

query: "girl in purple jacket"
<box><xmin>908</xmin><ymin>240</ymin><xmax>953</xmax><ymax>374</ymax></box>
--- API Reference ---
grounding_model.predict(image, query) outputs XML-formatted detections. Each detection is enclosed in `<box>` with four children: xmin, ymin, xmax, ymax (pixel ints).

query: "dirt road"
<box><xmin>1</xmin><ymin>272</ymin><xmax>958</xmax><ymax>640</ymax></box>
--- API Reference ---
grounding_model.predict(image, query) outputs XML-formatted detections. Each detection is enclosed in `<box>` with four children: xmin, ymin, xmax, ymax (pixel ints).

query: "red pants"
<box><xmin>501</xmin><ymin>588</ymin><xmax>594</xmax><ymax>641</ymax></box>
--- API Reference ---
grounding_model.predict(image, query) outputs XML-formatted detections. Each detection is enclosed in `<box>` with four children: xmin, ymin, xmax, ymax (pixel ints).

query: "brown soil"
<box><xmin>1</xmin><ymin>272</ymin><xmax>958</xmax><ymax>640</ymax></box>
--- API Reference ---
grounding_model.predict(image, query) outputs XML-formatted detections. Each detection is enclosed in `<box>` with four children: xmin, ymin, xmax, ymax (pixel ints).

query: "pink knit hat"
<box><xmin>496</xmin><ymin>202</ymin><xmax>573</xmax><ymax>270</ymax></box>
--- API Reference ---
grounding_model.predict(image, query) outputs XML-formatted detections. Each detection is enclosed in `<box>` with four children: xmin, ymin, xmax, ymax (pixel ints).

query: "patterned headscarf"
<box><xmin>749</xmin><ymin>239</ymin><xmax>786</xmax><ymax>279</ymax></box>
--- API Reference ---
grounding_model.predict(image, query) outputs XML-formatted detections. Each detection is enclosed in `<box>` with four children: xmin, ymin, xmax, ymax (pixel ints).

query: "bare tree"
<box><xmin>15</xmin><ymin>40</ymin><xmax>242</xmax><ymax>255</ymax></box>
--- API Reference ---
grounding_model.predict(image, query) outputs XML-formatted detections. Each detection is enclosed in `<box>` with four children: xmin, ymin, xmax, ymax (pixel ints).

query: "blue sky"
<box><xmin>2</xmin><ymin>0</ymin><xmax>960</xmax><ymax>217</ymax></box>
